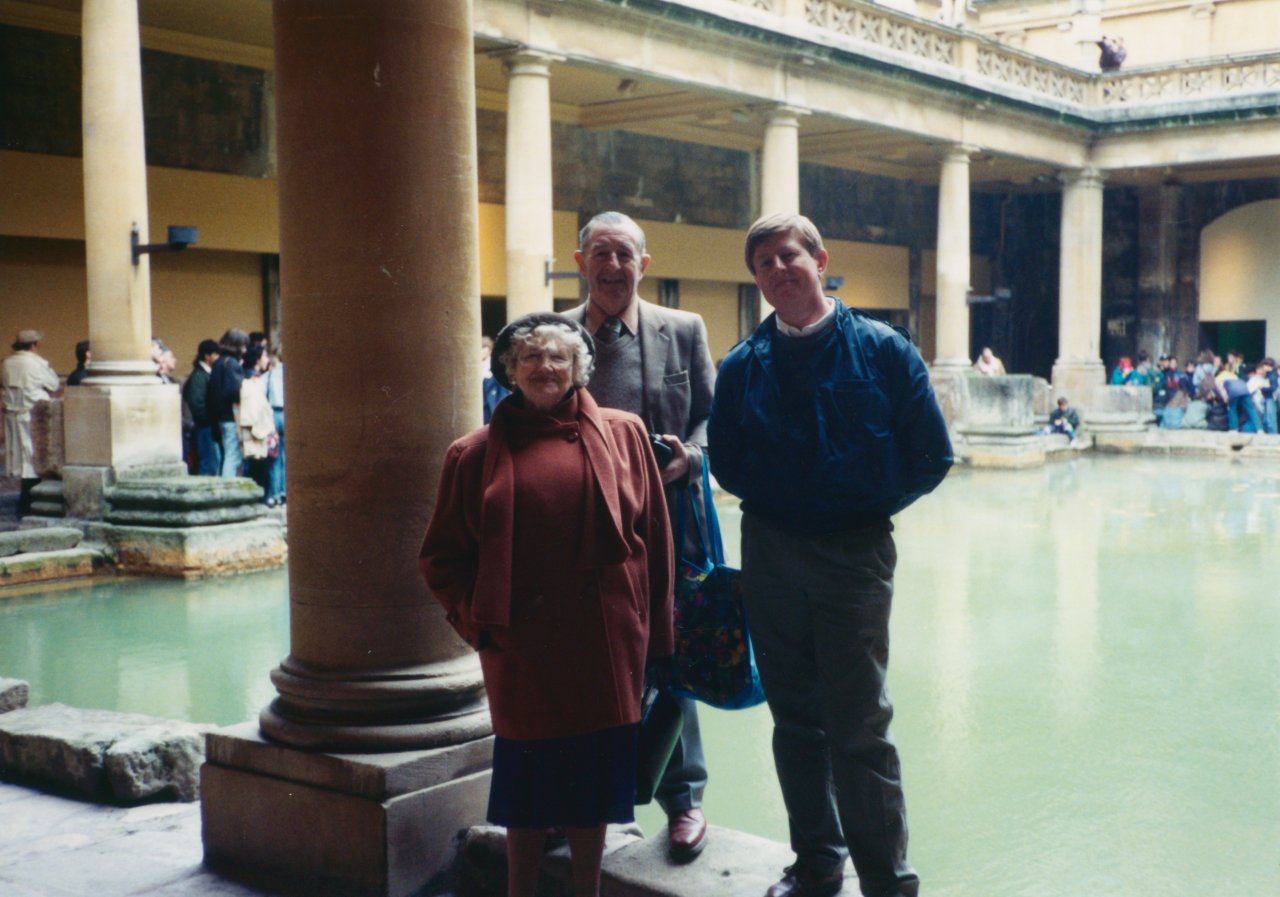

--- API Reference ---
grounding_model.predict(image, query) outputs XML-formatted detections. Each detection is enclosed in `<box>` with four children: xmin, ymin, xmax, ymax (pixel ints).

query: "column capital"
<box><xmin>496</xmin><ymin>47</ymin><xmax>563</xmax><ymax>78</ymax></box>
<box><xmin>760</xmin><ymin>103</ymin><xmax>810</xmax><ymax>127</ymax></box>
<box><xmin>938</xmin><ymin>143</ymin><xmax>980</xmax><ymax>164</ymax></box>
<box><xmin>1059</xmin><ymin>166</ymin><xmax>1106</xmax><ymax>190</ymax></box>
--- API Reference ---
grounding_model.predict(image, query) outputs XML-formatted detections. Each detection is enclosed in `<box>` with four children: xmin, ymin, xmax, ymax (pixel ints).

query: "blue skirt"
<box><xmin>487</xmin><ymin>724</ymin><xmax>638</xmax><ymax>828</ymax></box>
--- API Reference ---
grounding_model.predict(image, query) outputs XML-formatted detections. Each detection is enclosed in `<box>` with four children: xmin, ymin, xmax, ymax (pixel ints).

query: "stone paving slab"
<box><xmin>0</xmin><ymin>782</ymin><xmax>266</xmax><ymax>897</ymax></box>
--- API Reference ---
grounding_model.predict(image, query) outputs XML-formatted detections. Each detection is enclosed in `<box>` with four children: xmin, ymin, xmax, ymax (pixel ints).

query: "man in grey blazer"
<box><xmin>565</xmin><ymin>210</ymin><xmax>716</xmax><ymax>862</ymax></box>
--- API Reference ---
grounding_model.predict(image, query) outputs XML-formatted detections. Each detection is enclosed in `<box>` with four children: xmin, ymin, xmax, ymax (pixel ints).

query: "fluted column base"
<box><xmin>259</xmin><ymin>653</ymin><xmax>491</xmax><ymax>753</ymax></box>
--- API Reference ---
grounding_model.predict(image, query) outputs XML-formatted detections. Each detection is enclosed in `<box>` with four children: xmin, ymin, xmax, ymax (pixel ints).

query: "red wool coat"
<box><xmin>418</xmin><ymin>388</ymin><xmax>674</xmax><ymax>741</ymax></box>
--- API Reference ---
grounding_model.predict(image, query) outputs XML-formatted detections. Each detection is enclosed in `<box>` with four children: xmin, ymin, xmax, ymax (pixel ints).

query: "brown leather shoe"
<box><xmin>764</xmin><ymin>865</ymin><xmax>844</xmax><ymax>897</ymax></box>
<box><xmin>666</xmin><ymin>807</ymin><xmax>707</xmax><ymax>862</ymax></box>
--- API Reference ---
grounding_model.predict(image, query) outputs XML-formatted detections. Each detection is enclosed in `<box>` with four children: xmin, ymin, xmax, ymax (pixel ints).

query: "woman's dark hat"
<box><xmin>490</xmin><ymin>312</ymin><xmax>596</xmax><ymax>390</ymax></box>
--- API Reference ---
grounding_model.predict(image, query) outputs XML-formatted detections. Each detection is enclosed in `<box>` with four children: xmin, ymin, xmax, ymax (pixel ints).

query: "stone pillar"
<box><xmin>201</xmin><ymin>4</ymin><xmax>492</xmax><ymax>896</ymax></box>
<box><xmin>1052</xmin><ymin>168</ymin><xmax>1107</xmax><ymax>408</ymax></box>
<box><xmin>933</xmin><ymin>144</ymin><xmax>975</xmax><ymax>371</ymax></box>
<box><xmin>502</xmin><ymin>48</ymin><xmax>559</xmax><ymax>321</ymax></box>
<box><xmin>760</xmin><ymin>105</ymin><xmax>803</xmax><ymax>218</ymax></box>
<box><xmin>759</xmin><ymin>105</ymin><xmax>804</xmax><ymax>319</ymax></box>
<box><xmin>63</xmin><ymin>0</ymin><xmax>183</xmax><ymax>516</ymax></box>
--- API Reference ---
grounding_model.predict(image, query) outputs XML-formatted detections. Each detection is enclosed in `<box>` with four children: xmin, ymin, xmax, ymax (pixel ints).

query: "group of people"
<box><xmin>184</xmin><ymin>329</ymin><xmax>287</xmax><ymax>505</ymax></box>
<box><xmin>1</xmin><ymin>327</ymin><xmax>286</xmax><ymax>518</ymax></box>
<box><xmin>1113</xmin><ymin>349</ymin><xmax>1278</xmax><ymax>433</ymax></box>
<box><xmin>420</xmin><ymin>211</ymin><xmax>953</xmax><ymax>897</ymax></box>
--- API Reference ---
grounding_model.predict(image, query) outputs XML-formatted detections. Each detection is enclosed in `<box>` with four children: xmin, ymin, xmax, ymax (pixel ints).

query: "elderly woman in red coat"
<box><xmin>419</xmin><ymin>312</ymin><xmax>673</xmax><ymax>897</ymax></box>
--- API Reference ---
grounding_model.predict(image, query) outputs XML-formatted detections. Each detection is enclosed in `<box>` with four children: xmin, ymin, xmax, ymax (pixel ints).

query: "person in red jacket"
<box><xmin>419</xmin><ymin>312</ymin><xmax>673</xmax><ymax>897</ymax></box>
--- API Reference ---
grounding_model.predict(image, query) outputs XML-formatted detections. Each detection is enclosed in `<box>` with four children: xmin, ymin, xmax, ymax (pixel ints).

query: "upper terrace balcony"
<box><xmin>711</xmin><ymin>0</ymin><xmax>1280</xmax><ymax>116</ymax></box>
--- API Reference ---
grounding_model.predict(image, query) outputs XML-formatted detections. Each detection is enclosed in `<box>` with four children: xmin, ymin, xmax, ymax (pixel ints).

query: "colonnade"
<box><xmin>497</xmin><ymin>47</ymin><xmax>1107</xmax><ymax>392</ymax></box>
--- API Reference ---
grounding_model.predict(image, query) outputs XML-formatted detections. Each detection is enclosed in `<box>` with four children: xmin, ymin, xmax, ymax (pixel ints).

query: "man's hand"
<box><xmin>659</xmin><ymin>435</ymin><xmax>690</xmax><ymax>485</ymax></box>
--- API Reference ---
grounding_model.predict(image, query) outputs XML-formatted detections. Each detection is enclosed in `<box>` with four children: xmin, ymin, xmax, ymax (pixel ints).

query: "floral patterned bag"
<box><xmin>668</xmin><ymin>453</ymin><xmax>766</xmax><ymax>710</ymax></box>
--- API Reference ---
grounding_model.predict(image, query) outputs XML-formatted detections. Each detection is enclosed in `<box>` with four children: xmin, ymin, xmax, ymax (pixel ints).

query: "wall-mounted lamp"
<box><xmin>132</xmin><ymin>225</ymin><xmax>198</xmax><ymax>266</ymax></box>
<box><xmin>544</xmin><ymin>258</ymin><xmax>581</xmax><ymax>287</ymax></box>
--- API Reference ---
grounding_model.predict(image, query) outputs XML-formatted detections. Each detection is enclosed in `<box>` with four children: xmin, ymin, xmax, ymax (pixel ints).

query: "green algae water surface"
<box><xmin>2</xmin><ymin>455</ymin><xmax>1277</xmax><ymax>896</ymax></box>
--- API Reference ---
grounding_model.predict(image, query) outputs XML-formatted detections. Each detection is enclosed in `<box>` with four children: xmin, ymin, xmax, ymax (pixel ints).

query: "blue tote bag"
<box><xmin>669</xmin><ymin>453</ymin><xmax>766</xmax><ymax>710</ymax></box>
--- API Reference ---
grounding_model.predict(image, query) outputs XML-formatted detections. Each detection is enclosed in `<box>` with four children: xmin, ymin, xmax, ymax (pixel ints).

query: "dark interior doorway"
<box><xmin>1200</xmin><ymin>320</ymin><xmax>1266</xmax><ymax>363</ymax></box>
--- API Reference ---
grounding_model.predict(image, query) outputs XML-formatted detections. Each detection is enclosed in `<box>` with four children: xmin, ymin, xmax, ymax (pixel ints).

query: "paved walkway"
<box><xmin>0</xmin><ymin>782</ymin><xmax>273</xmax><ymax>897</ymax></box>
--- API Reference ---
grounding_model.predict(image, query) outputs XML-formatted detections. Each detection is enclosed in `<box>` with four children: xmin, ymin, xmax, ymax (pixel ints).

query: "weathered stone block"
<box><xmin>83</xmin><ymin>518</ymin><xmax>286</xmax><ymax>578</ymax></box>
<box><xmin>0</xmin><ymin>526</ymin><xmax>83</xmax><ymax>558</ymax></box>
<box><xmin>30</xmin><ymin>398</ymin><xmax>64</xmax><ymax>477</ymax></box>
<box><xmin>0</xmin><ymin>548</ymin><xmax>97</xmax><ymax>586</ymax></box>
<box><xmin>0</xmin><ymin>704</ymin><xmax>211</xmax><ymax>803</ymax></box>
<box><xmin>0</xmin><ymin>678</ymin><xmax>29</xmax><ymax>713</ymax></box>
<box><xmin>1087</xmin><ymin>385</ymin><xmax>1155</xmax><ymax>432</ymax></box>
<box><xmin>962</xmin><ymin>374</ymin><xmax>1038</xmax><ymax>432</ymax></box>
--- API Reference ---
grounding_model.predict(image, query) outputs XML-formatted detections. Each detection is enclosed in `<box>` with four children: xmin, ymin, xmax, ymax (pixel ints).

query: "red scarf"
<box><xmin>469</xmin><ymin>388</ymin><xmax>631</xmax><ymax>628</ymax></box>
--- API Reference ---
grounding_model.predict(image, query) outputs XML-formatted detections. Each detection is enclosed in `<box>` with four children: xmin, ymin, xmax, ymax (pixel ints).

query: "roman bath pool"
<box><xmin>2</xmin><ymin>455</ymin><xmax>1277</xmax><ymax>896</ymax></box>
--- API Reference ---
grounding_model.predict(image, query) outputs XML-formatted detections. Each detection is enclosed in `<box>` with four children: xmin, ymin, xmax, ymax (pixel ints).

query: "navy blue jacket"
<box><xmin>708</xmin><ymin>302</ymin><xmax>953</xmax><ymax>534</ymax></box>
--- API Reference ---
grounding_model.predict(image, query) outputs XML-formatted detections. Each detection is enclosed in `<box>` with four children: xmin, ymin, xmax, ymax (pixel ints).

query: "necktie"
<box><xmin>597</xmin><ymin>317</ymin><xmax>623</xmax><ymax>344</ymax></box>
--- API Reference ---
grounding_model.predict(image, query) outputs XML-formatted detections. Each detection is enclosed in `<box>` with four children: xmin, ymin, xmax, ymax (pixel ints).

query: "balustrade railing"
<box><xmin>715</xmin><ymin>0</ymin><xmax>1280</xmax><ymax>111</ymax></box>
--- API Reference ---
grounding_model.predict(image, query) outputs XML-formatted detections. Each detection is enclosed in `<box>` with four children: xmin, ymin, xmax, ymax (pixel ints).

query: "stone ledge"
<box><xmin>83</xmin><ymin>518</ymin><xmax>286</xmax><ymax>578</ymax></box>
<box><xmin>457</xmin><ymin>823</ymin><xmax>858</xmax><ymax>897</ymax></box>
<box><xmin>0</xmin><ymin>704</ymin><xmax>214</xmax><ymax>804</ymax></box>
<box><xmin>0</xmin><ymin>547</ymin><xmax>100</xmax><ymax>587</ymax></box>
<box><xmin>0</xmin><ymin>526</ymin><xmax>82</xmax><ymax>558</ymax></box>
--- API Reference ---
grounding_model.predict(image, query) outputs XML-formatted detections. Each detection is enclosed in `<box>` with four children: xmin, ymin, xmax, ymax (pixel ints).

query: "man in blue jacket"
<box><xmin>709</xmin><ymin>214</ymin><xmax>952</xmax><ymax>897</ymax></box>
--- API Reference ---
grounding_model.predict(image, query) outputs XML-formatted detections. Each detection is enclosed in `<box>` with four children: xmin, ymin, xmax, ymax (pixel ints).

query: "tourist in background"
<box><xmin>238</xmin><ymin>344</ymin><xmax>277</xmax><ymax>499</ymax></box>
<box><xmin>972</xmin><ymin>346</ymin><xmax>1006</xmax><ymax>376</ymax></box>
<box><xmin>710</xmin><ymin>214</ymin><xmax>952</xmax><ymax>897</ymax></box>
<box><xmin>1110</xmin><ymin>355</ymin><xmax>1133</xmax><ymax>385</ymax></box>
<box><xmin>481</xmin><ymin>336</ymin><xmax>508</xmax><ymax>424</ymax></box>
<box><xmin>67</xmin><ymin>340</ymin><xmax>90</xmax><ymax>386</ymax></box>
<box><xmin>1191</xmin><ymin>351</ymin><xmax>1216</xmax><ymax>391</ymax></box>
<box><xmin>183</xmin><ymin>339</ymin><xmax>221</xmax><ymax>476</ymax></box>
<box><xmin>263</xmin><ymin>345</ymin><xmax>286</xmax><ymax>505</ymax></box>
<box><xmin>1097</xmin><ymin>35</ymin><xmax>1127</xmax><ymax>71</ymax></box>
<box><xmin>208</xmin><ymin>329</ymin><xmax>250</xmax><ymax>478</ymax></box>
<box><xmin>419</xmin><ymin>312</ymin><xmax>673</xmax><ymax>897</ymax></box>
<box><xmin>1039</xmin><ymin>396</ymin><xmax>1081</xmax><ymax>443</ymax></box>
<box><xmin>2</xmin><ymin>329</ymin><xmax>62</xmax><ymax>517</ymax></box>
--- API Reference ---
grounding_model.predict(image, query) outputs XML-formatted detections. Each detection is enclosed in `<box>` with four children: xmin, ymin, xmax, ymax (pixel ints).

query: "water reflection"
<box><xmin>0</xmin><ymin>569</ymin><xmax>288</xmax><ymax>725</ymax></box>
<box><xmin>1</xmin><ymin>457</ymin><xmax>1277</xmax><ymax>896</ymax></box>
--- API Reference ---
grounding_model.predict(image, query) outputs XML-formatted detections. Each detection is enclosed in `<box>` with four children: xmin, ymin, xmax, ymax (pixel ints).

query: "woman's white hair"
<box><xmin>500</xmin><ymin>322</ymin><xmax>594</xmax><ymax>390</ymax></box>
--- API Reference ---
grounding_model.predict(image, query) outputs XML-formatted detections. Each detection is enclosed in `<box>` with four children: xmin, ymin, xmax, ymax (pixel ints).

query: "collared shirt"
<box><xmin>585</xmin><ymin>299</ymin><xmax>640</xmax><ymax>338</ymax></box>
<box><xmin>775</xmin><ymin>297</ymin><xmax>836</xmax><ymax>338</ymax></box>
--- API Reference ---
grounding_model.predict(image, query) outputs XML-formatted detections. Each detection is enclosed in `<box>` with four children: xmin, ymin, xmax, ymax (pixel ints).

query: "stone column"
<box><xmin>1052</xmin><ymin>168</ymin><xmax>1107</xmax><ymax>407</ymax></box>
<box><xmin>760</xmin><ymin>105</ymin><xmax>803</xmax><ymax>218</ymax></box>
<box><xmin>201</xmin><ymin>4</ymin><xmax>492</xmax><ymax>895</ymax></box>
<box><xmin>502</xmin><ymin>48</ymin><xmax>560</xmax><ymax>320</ymax></box>
<box><xmin>933</xmin><ymin>144</ymin><xmax>975</xmax><ymax>371</ymax></box>
<box><xmin>63</xmin><ymin>0</ymin><xmax>183</xmax><ymax>516</ymax></box>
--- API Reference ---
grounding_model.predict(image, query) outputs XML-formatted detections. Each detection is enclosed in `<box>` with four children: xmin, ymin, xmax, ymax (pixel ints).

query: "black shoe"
<box><xmin>765</xmin><ymin>864</ymin><xmax>844</xmax><ymax>897</ymax></box>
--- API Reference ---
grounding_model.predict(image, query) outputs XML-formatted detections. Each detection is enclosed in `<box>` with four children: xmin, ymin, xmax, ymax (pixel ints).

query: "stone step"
<box><xmin>458</xmin><ymin>823</ymin><xmax>859</xmax><ymax>897</ymax></box>
<box><xmin>0</xmin><ymin>525</ymin><xmax>82</xmax><ymax>558</ymax></box>
<box><xmin>0</xmin><ymin>547</ymin><xmax>98</xmax><ymax>586</ymax></box>
<box><xmin>0</xmin><ymin>704</ymin><xmax>214</xmax><ymax>804</ymax></box>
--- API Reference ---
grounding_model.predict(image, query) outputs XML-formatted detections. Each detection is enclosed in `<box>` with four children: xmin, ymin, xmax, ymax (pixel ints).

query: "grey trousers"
<box><xmin>741</xmin><ymin>512</ymin><xmax>919</xmax><ymax>897</ymax></box>
<box><xmin>654</xmin><ymin>695</ymin><xmax>707</xmax><ymax>815</ymax></box>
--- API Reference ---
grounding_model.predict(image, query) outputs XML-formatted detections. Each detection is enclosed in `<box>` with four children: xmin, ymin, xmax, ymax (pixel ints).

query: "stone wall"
<box><xmin>0</xmin><ymin>24</ymin><xmax>270</xmax><ymax>177</ymax></box>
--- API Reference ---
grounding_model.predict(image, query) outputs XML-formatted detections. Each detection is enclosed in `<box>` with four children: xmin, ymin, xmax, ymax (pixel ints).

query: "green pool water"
<box><xmin>2</xmin><ymin>454</ymin><xmax>1278</xmax><ymax>896</ymax></box>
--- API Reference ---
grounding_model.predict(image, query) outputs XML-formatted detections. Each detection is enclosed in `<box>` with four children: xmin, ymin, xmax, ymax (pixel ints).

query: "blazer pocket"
<box><xmin>663</xmin><ymin>370</ymin><xmax>690</xmax><ymax>387</ymax></box>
